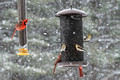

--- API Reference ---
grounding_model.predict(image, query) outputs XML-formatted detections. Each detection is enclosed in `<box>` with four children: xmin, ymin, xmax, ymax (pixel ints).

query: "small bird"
<box><xmin>79</xmin><ymin>66</ymin><xmax>84</xmax><ymax>77</ymax></box>
<box><xmin>60</xmin><ymin>44</ymin><xmax>66</xmax><ymax>52</ymax></box>
<box><xmin>53</xmin><ymin>54</ymin><xmax>61</xmax><ymax>75</ymax></box>
<box><xmin>11</xmin><ymin>19</ymin><xmax>28</xmax><ymax>39</ymax></box>
<box><xmin>75</xmin><ymin>44</ymin><xmax>85</xmax><ymax>52</ymax></box>
<box><xmin>84</xmin><ymin>34</ymin><xmax>91</xmax><ymax>42</ymax></box>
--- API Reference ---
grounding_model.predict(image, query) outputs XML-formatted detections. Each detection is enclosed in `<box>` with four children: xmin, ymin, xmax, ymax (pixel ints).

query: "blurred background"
<box><xmin>0</xmin><ymin>0</ymin><xmax>120</xmax><ymax>80</ymax></box>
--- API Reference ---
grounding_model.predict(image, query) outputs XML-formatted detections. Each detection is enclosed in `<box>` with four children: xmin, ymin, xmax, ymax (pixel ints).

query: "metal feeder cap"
<box><xmin>56</xmin><ymin>8</ymin><xmax>87</xmax><ymax>17</ymax></box>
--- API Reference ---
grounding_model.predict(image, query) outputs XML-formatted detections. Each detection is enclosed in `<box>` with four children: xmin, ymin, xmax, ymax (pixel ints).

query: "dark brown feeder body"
<box><xmin>56</xmin><ymin>8</ymin><xmax>87</xmax><ymax>66</ymax></box>
<box><xmin>18</xmin><ymin>0</ymin><xmax>27</xmax><ymax>46</ymax></box>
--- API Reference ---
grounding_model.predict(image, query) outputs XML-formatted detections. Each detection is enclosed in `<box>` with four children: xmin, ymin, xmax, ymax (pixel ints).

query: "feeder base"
<box><xmin>17</xmin><ymin>48</ymin><xmax>29</xmax><ymax>55</ymax></box>
<box><xmin>57</xmin><ymin>61</ymin><xmax>88</xmax><ymax>67</ymax></box>
<box><xmin>17</xmin><ymin>53</ymin><xmax>29</xmax><ymax>55</ymax></box>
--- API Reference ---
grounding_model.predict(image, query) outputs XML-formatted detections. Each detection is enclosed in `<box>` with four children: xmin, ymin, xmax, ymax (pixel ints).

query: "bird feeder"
<box><xmin>17</xmin><ymin>0</ymin><xmax>29</xmax><ymax>55</ymax></box>
<box><xmin>56</xmin><ymin>7</ymin><xmax>87</xmax><ymax>67</ymax></box>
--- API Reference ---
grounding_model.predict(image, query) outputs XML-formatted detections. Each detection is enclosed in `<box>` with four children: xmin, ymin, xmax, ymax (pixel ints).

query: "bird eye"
<box><xmin>20</xmin><ymin>21</ymin><xmax>22</xmax><ymax>23</ymax></box>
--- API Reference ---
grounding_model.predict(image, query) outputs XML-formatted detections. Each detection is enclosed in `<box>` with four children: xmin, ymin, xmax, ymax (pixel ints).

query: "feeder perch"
<box><xmin>56</xmin><ymin>7</ymin><xmax>88</xmax><ymax>67</ymax></box>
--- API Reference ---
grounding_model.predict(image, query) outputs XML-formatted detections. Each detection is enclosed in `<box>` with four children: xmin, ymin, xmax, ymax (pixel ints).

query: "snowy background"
<box><xmin>0</xmin><ymin>0</ymin><xmax>120</xmax><ymax>80</ymax></box>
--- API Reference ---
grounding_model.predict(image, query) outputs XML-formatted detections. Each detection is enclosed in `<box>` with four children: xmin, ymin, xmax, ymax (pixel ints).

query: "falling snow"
<box><xmin>0</xmin><ymin>0</ymin><xmax>120</xmax><ymax>80</ymax></box>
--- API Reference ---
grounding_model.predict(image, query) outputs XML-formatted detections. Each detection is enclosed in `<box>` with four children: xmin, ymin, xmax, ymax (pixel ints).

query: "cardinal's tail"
<box><xmin>53</xmin><ymin>63</ymin><xmax>57</xmax><ymax>75</ymax></box>
<box><xmin>11</xmin><ymin>29</ymin><xmax>17</xmax><ymax>39</ymax></box>
<box><xmin>79</xmin><ymin>66</ymin><xmax>84</xmax><ymax>77</ymax></box>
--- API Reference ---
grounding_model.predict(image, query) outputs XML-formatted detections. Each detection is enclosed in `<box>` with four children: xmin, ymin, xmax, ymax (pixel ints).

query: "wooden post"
<box><xmin>18</xmin><ymin>0</ymin><xmax>27</xmax><ymax>46</ymax></box>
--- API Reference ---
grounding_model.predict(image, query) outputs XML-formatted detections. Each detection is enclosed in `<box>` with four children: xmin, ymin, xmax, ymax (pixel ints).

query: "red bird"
<box><xmin>11</xmin><ymin>19</ymin><xmax>28</xmax><ymax>39</ymax></box>
<box><xmin>53</xmin><ymin>54</ymin><xmax>61</xmax><ymax>75</ymax></box>
<box><xmin>79</xmin><ymin>66</ymin><xmax>84</xmax><ymax>77</ymax></box>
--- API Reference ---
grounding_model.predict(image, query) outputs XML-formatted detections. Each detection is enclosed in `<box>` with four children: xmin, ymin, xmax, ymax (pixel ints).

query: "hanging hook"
<box><xmin>70</xmin><ymin>5</ymin><xmax>72</xmax><ymax>9</ymax></box>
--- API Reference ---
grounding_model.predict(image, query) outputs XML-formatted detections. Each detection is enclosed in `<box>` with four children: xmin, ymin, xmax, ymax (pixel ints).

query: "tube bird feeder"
<box><xmin>17</xmin><ymin>0</ymin><xmax>29</xmax><ymax>55</ymax></box>
<box><xmin>53</xmin><ymin>7</ymin><xmax>88</xmax><ymax>77</ymax></box>
<box><xmin>56</xmin><ymin>7</ymin><xmax>87</xmax><ymax>66</ymax></box>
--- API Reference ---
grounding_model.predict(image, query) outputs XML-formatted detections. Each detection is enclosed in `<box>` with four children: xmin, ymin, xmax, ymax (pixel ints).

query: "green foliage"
<box><xmin>1</xmin><ymin>9</ymin><xmax>18</xmax><ymax>20</ymax></box>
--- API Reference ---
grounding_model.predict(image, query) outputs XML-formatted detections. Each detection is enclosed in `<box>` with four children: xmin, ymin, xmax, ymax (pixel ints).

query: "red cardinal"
<box><xmin>11</xmin><ymin>19</ymin><xmax>28</xmax><ymax>39</ymax></box>
<box><xmin>79</xmin><ymin>66</ymin><xmax>84</xmax><ymax>77</ymax></box>
<box><xmin>53</xmin><ymin>54</ymin><xmax>61</xmax><ymax>75</ymax></box>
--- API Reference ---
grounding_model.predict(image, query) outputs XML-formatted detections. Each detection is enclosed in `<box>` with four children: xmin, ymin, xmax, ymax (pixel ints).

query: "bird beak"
<box><xmin>24</xmin><ymin>19</ymin><xmax>28</xmax><ymax>22</ymax></box>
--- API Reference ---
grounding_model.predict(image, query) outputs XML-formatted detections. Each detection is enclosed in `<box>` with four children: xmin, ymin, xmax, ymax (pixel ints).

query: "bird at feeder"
<box><xmin>53</xmin><ymin>44</ymin><xmax>66</xmax><ymax>75</ymax></box>
<box><xmin>53</xmin><ymin>54</ymin><xmax>61</xmax><ymax>75</ymax></box>
<box><xmin>60</xmin><ymin>44</ymin><xmax>66</xmax><ymax>52</ymax></box>
<box><xmin>75</xmin><ymin>44</ymin><xmax>86</xmax><ymax>52</ymax></box>
<box><xmin>11</xmin><ymin>19</ymin><xmax>28</xmax><ymax>39</ymax></box>
<box><xmin>84</xmin><ymin>34</ymin><xmax>91</xmax><ymax>42</ymax></box>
